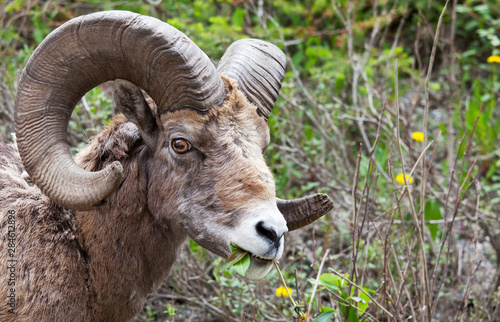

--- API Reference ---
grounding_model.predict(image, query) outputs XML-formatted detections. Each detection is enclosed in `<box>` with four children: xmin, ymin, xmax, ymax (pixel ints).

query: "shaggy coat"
<box><xmin>0</xmin><ymin>78</ymin><xmax>277</xmax><ymax>321</ymax></box>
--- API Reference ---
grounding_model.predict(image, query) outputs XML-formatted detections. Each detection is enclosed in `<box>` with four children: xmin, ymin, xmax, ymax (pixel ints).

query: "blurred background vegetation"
<box><xmin>1</xmin><ymin>0</ymin><xmax>500</xmax><ymax>321</ymax></box>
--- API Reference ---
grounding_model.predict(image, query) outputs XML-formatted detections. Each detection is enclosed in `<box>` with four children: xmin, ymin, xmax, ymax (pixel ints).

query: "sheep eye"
<box><xmin>171</xmin><ymin>139</ymin><xmax>191</xmax><ymax>154</ymax></box>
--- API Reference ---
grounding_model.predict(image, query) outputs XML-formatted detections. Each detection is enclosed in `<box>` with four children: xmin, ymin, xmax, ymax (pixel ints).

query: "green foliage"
<box><xmin>163</xmin><ymin>302</ymin><xmax>177</xmax><ymax>317</ymax></box>
<box><xmin>313</xmin><ymin>308</ymin><xmax>335</xmax><ymax>322</ymax></box>
<box><xmin>220</xmin><ymin>243</ymin><xmax>251</xmax><ymax>276</ymax></box>
<box><xmin>456</xmin><ymin>1</ymin><xmax>500</xmax><ymax>55</ymax></box>
<box><xmin>2</xmin><ymin>0</ymin><xmax>500</xmax><ymax>320</ymax></box>
<box><xmin>309</xmin><ymin>273</ymin><xmax>372</xmax><ymax>321</ymax></box>
<box><xmin>424</xmin><ymin>199</ymin><xmax>443</xmax><ymax>240</ymax></box>
<box><xmin>143</xmin><ymin>306</ymin><xmax>156</xmax><ymax>322</ymax></box>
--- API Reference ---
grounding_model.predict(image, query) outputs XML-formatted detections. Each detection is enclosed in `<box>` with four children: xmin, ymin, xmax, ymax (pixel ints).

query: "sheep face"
<box><xmin>146</xmin><ymin>78</ymin><xmax>287</xmax><ymax>279</ymax></box>
<box><xmin>14</xmin><ymin>12</ymin><xmax>333</xmax><ymax>286</ymax></box>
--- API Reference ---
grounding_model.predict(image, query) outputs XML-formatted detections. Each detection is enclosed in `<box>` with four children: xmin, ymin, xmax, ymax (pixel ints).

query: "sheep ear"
<box><xmin>113</xmin><ymin>79</ymin><xmax>158</xmax><ymax>148</ymax></box>
<box><xmin>277</xmin><ymin>194</ymin><xmax>334</xmax><ymax>231</ymax></box>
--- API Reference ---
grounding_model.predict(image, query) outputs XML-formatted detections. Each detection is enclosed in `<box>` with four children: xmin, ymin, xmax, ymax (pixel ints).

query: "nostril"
<box><xmin>256</xmin><ymin>221</ymin><xmax>281</xmax><ymax>248</ymax></box>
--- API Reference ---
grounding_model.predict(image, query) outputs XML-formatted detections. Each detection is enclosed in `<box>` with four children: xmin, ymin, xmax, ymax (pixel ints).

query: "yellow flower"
<box><xmin>412</xmin><ymin>131</ymin><xmax>424</xmax><ymax>142</ymax></box>
<box><xmin>396</xmin><ymin>173</ymin><xmax>414</xmax><ymax>185</ymax></box>
<box><xmin>275</xmin><ymin>286</ymin><xmax>293</xmax><ymax>297</ymax></box>
<box><xmin>487</xmin><ymin>55</ymin><xmax>500</xmax><ymax>63</ymax></box>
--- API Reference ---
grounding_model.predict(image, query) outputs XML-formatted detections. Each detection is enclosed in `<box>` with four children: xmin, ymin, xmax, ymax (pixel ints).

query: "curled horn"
<box><xmin>14</xmin><ymin>11</ymin><xmax>225</xmax><ymax>211</ymax></box>
<box><xmin>217</xmin><ymin>39</ymin><xmax>286</xmax><ymax>119</ymax></box>
<box><xmin>277</xmin><ymin>194</ymin><xmax>334</xmax><ymax>231</ymax></box>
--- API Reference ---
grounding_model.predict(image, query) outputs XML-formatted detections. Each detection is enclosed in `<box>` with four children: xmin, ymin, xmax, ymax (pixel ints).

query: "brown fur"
<box><xmin>0</xmin><ymin>77</ymin><xmax>277</xmax><ymax>321</ymax></box>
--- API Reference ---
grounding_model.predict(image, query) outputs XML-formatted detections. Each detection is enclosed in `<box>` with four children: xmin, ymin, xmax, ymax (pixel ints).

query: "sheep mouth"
<box><xmin>230</xmin><ymin>244</ymin><xmax>275</xmax><ymax>263</ymax></box>
<box><xmin>237</xmin><ymin>247</ymin><xmax>275</xmax><ymax>263</ymax></box>
<box><xmin>249</xmin><ymin>252</ymin><xmax>274</xmax><ymax>263</ymax></box>
<box><xmin>227</xmin><ymin>245</ymin><xmax>277</xmax><ymax>279</ymax></box>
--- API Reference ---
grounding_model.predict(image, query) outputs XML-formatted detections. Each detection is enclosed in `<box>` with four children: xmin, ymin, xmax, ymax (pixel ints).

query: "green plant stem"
<box><xmin>273</xmin><ymin>260</ymin><xmax>306</xmax><ymax>321</ymax></box>
<box><xmin>273</xmin><ymin>261</ymin><xmax>298</xmax><ymax>308</ymax></box>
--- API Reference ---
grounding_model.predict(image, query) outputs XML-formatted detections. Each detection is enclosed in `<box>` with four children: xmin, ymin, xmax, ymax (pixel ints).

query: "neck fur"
<box><xmin>74</xmin><ymin>117</ymin><xmax>186</xmax><ymax>320</ymax></box>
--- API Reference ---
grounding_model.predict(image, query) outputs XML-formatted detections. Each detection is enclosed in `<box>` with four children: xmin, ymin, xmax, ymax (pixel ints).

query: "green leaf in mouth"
<box><xmin>221</xmin><ymin>243</ymin><xmax>251</xmax><ymax>276</ymax></box>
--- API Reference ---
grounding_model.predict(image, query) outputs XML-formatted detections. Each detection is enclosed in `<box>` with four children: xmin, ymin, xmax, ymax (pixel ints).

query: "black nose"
<box><xmin>256</xmin><ymin>221</ymin><xmax>282</xmax><ymax>249</ymax></box>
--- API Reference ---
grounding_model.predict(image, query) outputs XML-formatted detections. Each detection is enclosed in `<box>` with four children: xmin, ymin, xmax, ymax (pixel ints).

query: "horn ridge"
<box><xmin>277</xmin><ymin>193</ymin><xmax>334</xmax><ymax>231</ymax></box>
<box><xmin>217</xmin><ymin>38</ymin><xmax>286</xmax><ymax>119</ymax></box>
<box><xmin>15</xmin><ymin>10</ymin><xmax>225</xmax><ymax>210</ymax></box>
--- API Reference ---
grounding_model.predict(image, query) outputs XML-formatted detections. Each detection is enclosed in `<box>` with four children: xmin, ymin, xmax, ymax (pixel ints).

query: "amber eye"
<box><xmin>171</xmin><ymin>139</ymin><xmax>191</xmax><ymax>154</ymax></box>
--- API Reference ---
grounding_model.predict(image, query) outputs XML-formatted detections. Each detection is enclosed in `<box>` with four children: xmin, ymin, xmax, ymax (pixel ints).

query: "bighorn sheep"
<box><xmin>0</xmin><ymin>11</ymin><xmax>333</xmax><ymax>321</ymax></box>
